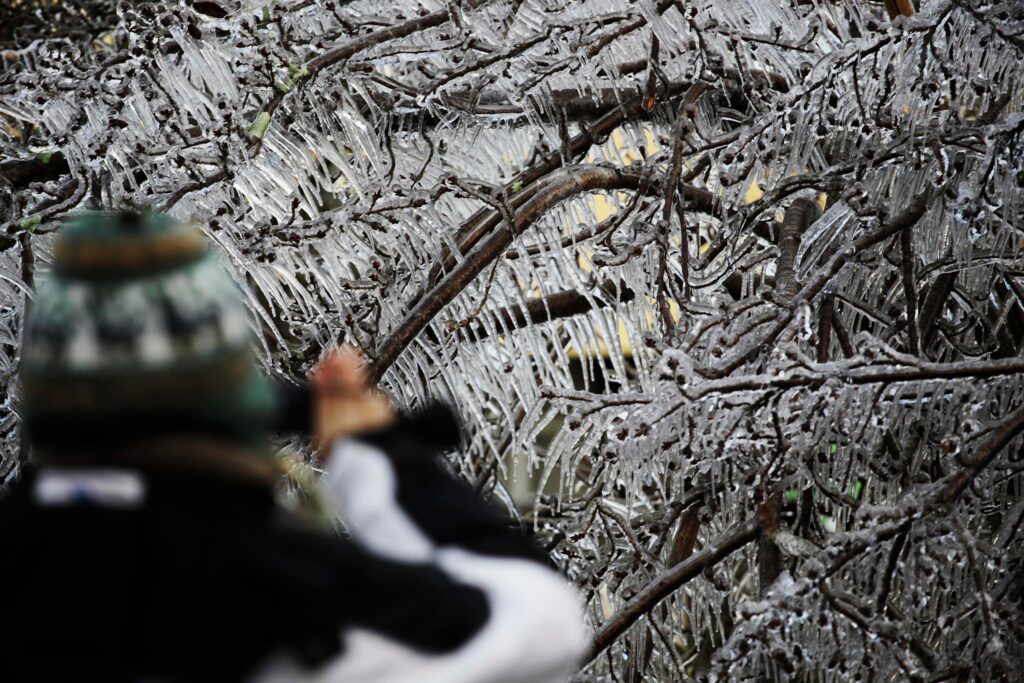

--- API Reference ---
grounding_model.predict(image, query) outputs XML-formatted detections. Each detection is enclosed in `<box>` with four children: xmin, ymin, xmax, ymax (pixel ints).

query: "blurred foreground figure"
<box><xmin>0</xmin><ymin>211</ymin><xmax>586</xmax><ymax>682</ymax></box>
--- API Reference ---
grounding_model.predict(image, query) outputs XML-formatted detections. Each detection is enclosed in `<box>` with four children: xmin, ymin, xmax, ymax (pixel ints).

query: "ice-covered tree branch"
<box><xmin>4</xmin><ymin>0</ymin><xmax>1024</xmax><ymax>679</ymax></box>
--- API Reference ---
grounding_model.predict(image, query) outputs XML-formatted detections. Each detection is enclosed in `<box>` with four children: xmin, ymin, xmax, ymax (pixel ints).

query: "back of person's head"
<box><xmin>20</xmin><ymin>209</ymin><xmax>276</xmax><ymax>465</ymax></box>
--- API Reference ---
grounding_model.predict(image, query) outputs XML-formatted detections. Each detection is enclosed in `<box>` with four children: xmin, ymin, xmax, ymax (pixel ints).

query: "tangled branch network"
<box><xmin>2</xmin><ymin>0</ymin><xmax>1024</xmax><ymax>679</ymax></box>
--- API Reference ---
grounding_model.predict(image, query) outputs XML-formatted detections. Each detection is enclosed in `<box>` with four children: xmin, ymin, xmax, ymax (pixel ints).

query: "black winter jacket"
<box><xmin>0</xmin><ymin>408</ymin><xmax>585</xmax><ymax>682</ymax></box>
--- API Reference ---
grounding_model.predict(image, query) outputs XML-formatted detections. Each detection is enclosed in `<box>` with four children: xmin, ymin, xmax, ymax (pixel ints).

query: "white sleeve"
<box><xmin>249</xmin><ymin>437</ymin><xmax>588</xmax><ymax>683</ymax></box>
<box><xmin>321</xmin><ymin>438</ymin><xmax>435</xmax><ymax>563</ymax></box>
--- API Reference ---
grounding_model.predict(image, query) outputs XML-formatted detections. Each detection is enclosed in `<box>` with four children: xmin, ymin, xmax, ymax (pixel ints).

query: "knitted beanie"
<box><xmin>20</xmin><ymin>210</ymin><xmax>276</xmax><ymax>453</ymax></box>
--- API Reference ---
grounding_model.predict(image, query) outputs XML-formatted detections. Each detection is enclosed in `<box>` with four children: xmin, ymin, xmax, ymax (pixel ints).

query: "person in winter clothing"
<box><xmin>0</xmin><ymin>210</ymin><xmax>587</xmax><ymax>682</ymax></box>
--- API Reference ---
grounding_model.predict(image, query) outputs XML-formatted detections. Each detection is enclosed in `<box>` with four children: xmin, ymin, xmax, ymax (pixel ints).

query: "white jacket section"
<box><xmin>322</xmin><ymin>439</ymin><xmax>435</xmax><ymax>563</ymax></box>
<box><xmin>250</xmin><ymin>437</ymin><xmax>588</xmax><ymax>683</ymax></box>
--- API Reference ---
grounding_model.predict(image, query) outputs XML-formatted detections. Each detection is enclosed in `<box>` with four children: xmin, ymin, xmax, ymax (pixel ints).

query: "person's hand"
<box><xmin>311</xmin><ymin>347</ymin><xmax>394</xmax><ymax>454</ymax></box>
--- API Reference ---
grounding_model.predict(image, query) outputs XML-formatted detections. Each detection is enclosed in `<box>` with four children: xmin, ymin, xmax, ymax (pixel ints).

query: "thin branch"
<box><xmin>900</xmin><ymin>224</ymin><xmax>921</xmax><ymax>355</ymax></box>
<box><xmin>585</xmin><ymin>517</ymin><xmax>760</xmax><ymax>663</ymax></box>
<box><xmin>711</xmin><ymin>190</ymin><xmax>933</xmax><ymax>378</ymax></box>
<box><xmin>683</xmin><ymin>356</ymin><xmax>1024</xmax><ymax>399</ymax></box>
<box><xmin>875</xmin><ymin>522</ymin><xmax>910</xmax><ymax>612</ymax></box>
<box><xmin>427</xmin><ymin>79</ymin><xmax>718</xmax><ymax>287</ymax></box>
<box><xmin>919</xmin><ymin>271</ymin><xmax>956</xmax><ymax>349</ymax></box>
<box><xmin>255</xmin><ymin>8</ymin><xmax>452</xmax><ymax>145</ymax></box>
<box><xmin>159</xmin><ymin>167</ymin><xmax>228</xmax><ymax>212</ymax></box>
<box><xmin>816</xmin><ymin>293</ymin><xmax>835</xmax><ymax>362</ymax></box>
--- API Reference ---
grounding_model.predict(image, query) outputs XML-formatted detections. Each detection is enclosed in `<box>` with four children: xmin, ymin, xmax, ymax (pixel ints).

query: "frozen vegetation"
<box><xmin>1</xmin><ymin>0</ymin><xmax>1023</xmax><ymax>679</ymax></box>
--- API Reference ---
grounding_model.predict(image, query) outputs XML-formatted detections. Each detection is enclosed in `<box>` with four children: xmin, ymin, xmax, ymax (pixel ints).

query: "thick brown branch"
<box><xmin>775</xmin><ymin>198</ymin><xmax>820</xmax><ymax>301</ymax></box>
<box><xmin>504</xmin><ymin>191</ymin><xmax>650</xmax><ymax>260</ymax></box>
<box><xmin>875</xmin><ymin>522</ymin><xmax>910</xmax><ymax>612</ymax></box>
<box><xmin>455</xmin><ymin>280</ymin><xmax>635</xmax><ymax>342</ymax></box>
<box><xmin>659</xmin><ymin>85</ymin><xmax>709</xmax><ymax>307</ymax></box>
<box><xmin>369</xmin><ymin>166</ymin><xmax>657</xmax><ymax>382</ymax></box>
<box><xmin>661</xmin><ymin>85</ymin><xmax>709</xmax><ymax>226</ymax></box>
<box><xmin>428</xmin><ymin>64</ymin><xmax>787</xmax><ymax>122</ymax></box>
<box><xmin>884</xmin><ymin>0</ymin><xmax>916</xmax><ymax>19</ymax></box>
<box><xmin>18</xmin><ymin>232</ymin><xmax>34</xmax><ymax>292</ymax></box>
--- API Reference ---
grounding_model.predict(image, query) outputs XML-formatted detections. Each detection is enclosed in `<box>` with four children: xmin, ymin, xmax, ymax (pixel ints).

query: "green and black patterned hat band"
<box><xmin>21</xmin><ymin>209</ymin><xmax>275</xmax><ymax>449</ymax></box>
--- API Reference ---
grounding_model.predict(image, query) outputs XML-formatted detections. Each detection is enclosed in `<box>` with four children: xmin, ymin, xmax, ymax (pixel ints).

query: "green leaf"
<box><xmin>287</xmin><ymin>64</ymin><xmax>309</xmax><ymax>81</ymax></box>
<box><xmin>34</xmin><ymin>151</ymin><xmax>54</xmax><ymax>164</ymax></box>
<box><xmin>784</xmin><ymin>489</ymin><xmax>800</xmax><ymax>502</ymax></box>
<box><xmin>248</xmin><ymin>111</ymin><xmax>272</xmax><ymax>139</ymax></box>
